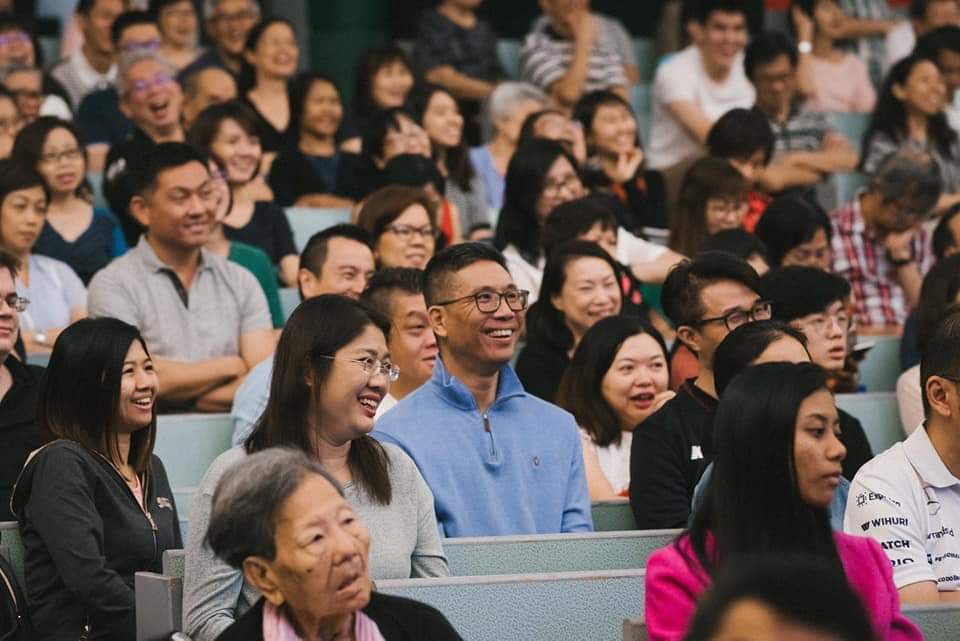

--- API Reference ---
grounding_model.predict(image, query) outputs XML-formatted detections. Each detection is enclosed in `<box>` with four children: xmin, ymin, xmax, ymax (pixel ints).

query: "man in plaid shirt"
<box><xmin>831</xmin><ymin>150</ymin><xmax>942</xmax><ymax>330</ymax></box>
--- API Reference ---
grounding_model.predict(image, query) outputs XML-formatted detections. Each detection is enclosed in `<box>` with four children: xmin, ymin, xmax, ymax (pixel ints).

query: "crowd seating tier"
<box><xmin>834</xmin><ymin>392</ymin><xmax>904</xmax><ymax>454</ymax></box>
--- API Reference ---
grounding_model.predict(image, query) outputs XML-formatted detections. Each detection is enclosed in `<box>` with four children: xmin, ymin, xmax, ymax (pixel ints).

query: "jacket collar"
<box><xmin>431</xmin><ymin>356</ymin><xmax>526</xmax><ymax>411</ymax></box>
<box><xmin>905</xmin><ymin>424</ymin><xmax>960</xmax><ymax>490</ymax></box>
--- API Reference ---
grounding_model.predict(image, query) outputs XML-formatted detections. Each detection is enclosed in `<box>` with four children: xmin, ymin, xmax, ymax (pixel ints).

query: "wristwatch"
<box><xmin>798</xmin><ymin>41</ymin><xmax>813</xmax><ymax>54</ymax></box>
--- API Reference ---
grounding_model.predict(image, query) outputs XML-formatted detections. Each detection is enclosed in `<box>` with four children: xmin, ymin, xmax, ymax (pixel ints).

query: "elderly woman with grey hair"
<box><xmin>469</xmin><ymin>81</ymin><xmax>547</xmax><ymax>211</ymax></box>
<box><xmin>832</xmin><ymin>148</ymin><xmax>944</xmax><ymax>331</ymax></box>
<box><xmin>184</xmin><ymin>295</ymin><xmax>449</xmax><ymax>641</ymax></box>
<box><xmin>207</xmin><ymin>448</ymin><xmax>464</xmax><ymax>641</ymax></box>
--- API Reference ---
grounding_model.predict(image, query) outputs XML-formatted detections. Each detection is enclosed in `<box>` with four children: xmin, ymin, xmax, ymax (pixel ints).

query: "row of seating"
<box><xmin>132</xmin><ymin>547</ymin><xmax>960</xmax><ymax>641</ymax></box>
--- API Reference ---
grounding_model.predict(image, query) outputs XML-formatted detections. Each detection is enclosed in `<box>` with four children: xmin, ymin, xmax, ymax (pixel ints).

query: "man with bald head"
<box><xmin>181</xmin><ymin>66</ymin><xmax>237</xmax><ymax>130</ymax></box>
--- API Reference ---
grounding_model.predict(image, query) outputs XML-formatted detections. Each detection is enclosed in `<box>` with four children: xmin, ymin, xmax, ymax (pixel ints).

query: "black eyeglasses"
<box><xmin>693</xmin><ymin>300</ymin><xmax>773</xmax><ymax>332</ymax></box>
<box><xmin>0</xmin><ymin>293</ymin><xmax>28</xmax><ymax>312</ymax></box>
<box><xmin>433</xmin><ymin>289</ymin><xmax>530</xmax><ymax>313</ymax></box>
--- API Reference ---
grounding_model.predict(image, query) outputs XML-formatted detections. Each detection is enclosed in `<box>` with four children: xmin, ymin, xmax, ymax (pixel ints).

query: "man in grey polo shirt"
<box><xmin>89</xmin><ymin>142</ymin><xmax>274</xmax><ymax>412</ymax></box>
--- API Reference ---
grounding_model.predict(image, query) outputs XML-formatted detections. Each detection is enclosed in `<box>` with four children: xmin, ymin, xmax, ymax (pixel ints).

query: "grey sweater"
<box><xmin>182</xmin><ymin>444</ymin><xmax>449</xmax><ymax>641</ymax></box>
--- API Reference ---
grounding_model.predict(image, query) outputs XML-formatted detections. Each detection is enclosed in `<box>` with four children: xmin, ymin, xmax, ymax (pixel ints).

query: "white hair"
<box><xmin>117</xmin><ymin>50</ymin><xmax>176</xmax><ymax>96</ymax></box>
<box><xmin>485</xmin><ymin>81</ymin><xmax>547</xmax><ymax>130</ymax></box>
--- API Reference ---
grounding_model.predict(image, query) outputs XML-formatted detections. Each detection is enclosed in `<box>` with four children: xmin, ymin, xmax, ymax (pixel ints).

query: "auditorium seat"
<box><xmin>630</xmin><ymin>84</ymin><xmax>652</xmax><ymax>143</ymax></box>
<box><xmin>86</xmin><ymin>172</ymin><xmax>108</xmax><ymax>209</ymax></box>
<box><xmin>497</xmin><ymin>39</ymin><xmax>522</xmax><ymax>79</ymax></box>
<box><xmin>286</xmin><ymin>207</ymin><xmax>352</xmax><ymax>252</ymax></box>
<box><xmin>856</xmin><ymin>335</ymin><xmax>901</xmax><ymax>393</ymax></box>
<box><xmin>834</xmin><ymin>392</ymin><xmax>904</xmax><ymax>454</ymax></box>
<box><xmin>632</xmin><ymin>38</ymin><xmax>657</xmax><ymax>83</ymax></box>
<box><xmin>0</xmin><ymin>520</ymin><xmax>24</xmax><ymax>587</ymax></box>
<box><xmin>154</xmin><ymin>413</ymin><xmax>234</xmax><ymax>491</ymax></box>
<box><xmin>592</xmin><ymin>500</ymin><xmax>638</xmax><ymax>531</ymax></box>
<box><xmin>279</xmin><ymin>287</ymin><xmax>300</xmax><ymax>321</ymax></box>
<box><xmin>443</xmin><ymin>529</ymin><xmax>678</xmax><ymax>576</ymax></box>
<box><xmin>378</xmin><ymin>569</ymin><xmax>646</xmax><ymax>641</ymax></box>
<box><xmin>828</xmin><ymin>112</ymin><xmax>870</xmax><ymax>149</ymax></box>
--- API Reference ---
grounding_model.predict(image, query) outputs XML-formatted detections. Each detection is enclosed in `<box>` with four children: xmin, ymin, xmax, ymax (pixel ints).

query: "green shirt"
<box><xmin>228</xmin><ymin>241</ymin><xmax>284</xmax><ymax>328</ymax></box>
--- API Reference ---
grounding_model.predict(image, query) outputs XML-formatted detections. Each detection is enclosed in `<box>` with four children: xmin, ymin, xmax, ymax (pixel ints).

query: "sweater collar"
<box><xmin>431</xmin><ymin>356</ymin><xmax>526</xmax><ymax>411</ymax></box>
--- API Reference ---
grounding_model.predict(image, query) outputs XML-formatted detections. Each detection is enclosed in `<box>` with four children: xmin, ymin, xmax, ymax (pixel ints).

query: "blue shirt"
<box><xmin>469</xmin><ymin>145</ymin><xmax>504</xmax><ymax>211</ymax></box>
<box><xmin>230</xmin><ymin>357</ymin><xmax>272</xmax><ymax>446</ymax></box>
<box><xmin>32</xmin><ymin>207</ymin><xmax>127</xmax><ymax>284</ymax></box>
<box><xmin>373</xmin><ymin>357</ymin><xmax>593</xmax><ymax>537</ymax></box>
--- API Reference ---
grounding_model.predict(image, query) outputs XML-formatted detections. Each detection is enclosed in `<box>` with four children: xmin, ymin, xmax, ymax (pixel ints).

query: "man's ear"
<box><xmin>926</xmin><ymin>376</ymin><xmax>955</xmax><ymax>419</ymax></box>
<box><xmin>428</xmin><ymin>306</ymin><xmax>448</xmax><ymax>339</ymax></box>
<box><xmin>128</xmin><ymin>194</ymin><xmax>151</xmax><ymax>228</ymax></box>
<box><xmin>242</xmin><ymin>557</ymin><xmax>286</xmax><ymax>607</ymax></box>
<box><xmin>298</xmin><ymin>268</ymin><xmax>317</xmax><ymax>298</ymax></box>
<box><xmin>675</xmin><ymin>325</ymin><xmax>702</xmax><ymax>354</ymax></box>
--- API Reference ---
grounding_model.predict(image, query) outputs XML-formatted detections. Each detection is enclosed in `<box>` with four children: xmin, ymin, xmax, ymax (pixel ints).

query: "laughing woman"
<box><xmin>183</xmin><ymin>295</ymin><xmax>448</xmax><ymax>641</ymax></box>
<box><xmin>12</xmin><ymin>317</ymin><xmax>181</xmax><ymax>641</ymax></box>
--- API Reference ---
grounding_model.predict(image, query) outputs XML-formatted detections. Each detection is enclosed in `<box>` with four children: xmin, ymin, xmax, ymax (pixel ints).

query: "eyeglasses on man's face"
<box><xmin>433</xmin><ymin>289</ymin><xmax>530</xmax><ymax>314</ymax></box>
<box><xmin>694</xmin><ymin>300</ymin><xmax>773</xmax><ymax>332</ymax></box>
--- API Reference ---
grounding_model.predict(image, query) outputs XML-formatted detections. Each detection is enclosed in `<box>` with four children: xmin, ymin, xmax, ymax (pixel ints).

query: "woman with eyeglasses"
<box><xmin>0</xmin><ymin>157</ymin><xmax>86</xmax><ymax>354</ymax></box>
<box><xmin>494</xmin><ymin>139</ymin><xmax>585</xmax><ymax>304</ymax></box>
<box><xmin>13</xmin><ymin>117</ymin><xmax>127</xmax><ymax>287</ymax></box>
<box><xmin>357</xmin><ymin>185</ymin><xmax>437</xmax><ymax>270</ymax></box>
<box><xmin>183</xmin><ymin>294</ymin><xmax>449</xmax><ymax>641</ymax></box>
<box><xmin>669</xmin><ymin>157</ymin><xmax>749</xmax><ymax>258</ymax></box>
<box><xmin>763</xmin><ymin>266</ymin><xmax>873</xmax><ymax>479</ymax></box>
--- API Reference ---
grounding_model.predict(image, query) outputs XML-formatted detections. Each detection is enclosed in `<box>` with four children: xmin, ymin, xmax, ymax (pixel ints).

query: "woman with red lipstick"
<box><xmin>645</xmin><ymin>362</ymin><xmax>922</xmax><ymax>641</ymax></box>
<box><xmin>11</xmin><ymin>317</ymin><xmax>181</xmax><ymax>641</ymax></box>
<box><xmin>13</xmin><ymin>117</ymin><xmax>127</xmax><ymax>285</ymax></box>
<box><xmin>0</xmin><ymin>157</ymin><xmax>87</xmax><ymax>354</ymax></box>
<box><xmin>558</xmin><ymin>315</ymin><xmax>674</xmax><ymax>500</ymax></box>
<box><xmin>762</xmin><ymin>266</ymin><xmax>874</xmax><ymax>480</ymax></box>
<box><xmin>516</xmin><ymin>240</ymin><xmax>622</xmax><ymax>403</ymax></box>
<box><xmin>183</xmin><ymin>295</ymin><xmax>448</xmax><ymax>641</ymax></box>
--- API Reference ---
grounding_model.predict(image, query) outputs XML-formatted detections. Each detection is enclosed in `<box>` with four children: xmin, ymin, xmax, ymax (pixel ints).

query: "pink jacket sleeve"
<box><xmin>864</xmin><ymin>537</ymin><xmax>924</xmax><ymax>641</ymax></box>
<box><xmin>644</xmin><ymin>544</ymin><xmax>709</xmax><ymax>641</ymax></box>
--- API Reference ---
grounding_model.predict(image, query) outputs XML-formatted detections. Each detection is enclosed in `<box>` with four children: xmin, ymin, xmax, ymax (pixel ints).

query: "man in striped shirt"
<box><xmin>519</xmin><ymin>0</ymin><xmax>630</xmax><ymax>110</ymax></box>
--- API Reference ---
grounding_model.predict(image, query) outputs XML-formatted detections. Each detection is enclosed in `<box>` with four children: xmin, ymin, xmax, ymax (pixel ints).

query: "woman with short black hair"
<box><xmin>753</xmin><ymin>194</ymin><xmax>832</xmax><ymax>270</ymax></box>
<box><xmin>12</xmin><ymin>317</ymin><xmax>181</xmax><ymax>641</ymax></box>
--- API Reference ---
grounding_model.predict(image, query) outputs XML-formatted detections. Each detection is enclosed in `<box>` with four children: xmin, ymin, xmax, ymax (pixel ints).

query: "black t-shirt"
<box><xmin>222</xmin><ymin>200</ymin><xmax>297</xmax><ymax>267</ymax></box>
<box><xmin>629</xmin><ymin>379</ymin><xmax>717</xmax><ymax>529</ymax></box>
<box><xmin>77</xmin><ymin>87</ymin><xmax>131</xmax><ymax>147</ymax></box>
<box><xmin>267</xmin><ymin>146</ymin><xmax>345</xmax><ymax>207</ymax></box>
<box><xmin>515</xmin><ymin>339</ymin><xmax>569</xmax><ymax>403</ymax></box>
<box><xmin>412</xmin><ymin>8</ymin><xmax>504</xmax><ymax>81</ymax></box>
<box><xmin>0</xmin><ymin>357</ymin><xmax>45</xmax><ymax>521</ymax></box>
<box><xmin>242</xmin><ymin>94</ymin><xmax>290</xmax><ymax>154</ymax></box>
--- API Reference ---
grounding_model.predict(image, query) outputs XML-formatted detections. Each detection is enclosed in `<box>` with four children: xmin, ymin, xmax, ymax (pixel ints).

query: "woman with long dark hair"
<box><xmin>861</xmin><ymin>54</ymin><xmax>960</xmax><ymax>212</ymax></box>
<box><xmin>558</xmin><ymin>315</ymin><xmax>673</xmax><ymax>500</ymax></box>
<box><xmin>407</xmin><ymin>84</ymin><xmax>488</xmax><ymax>235</ymax></box>
<box><xmin>183</xmin><ymin>295</ymin><xmax>448</xmax><ymax>641</ymax></box>
<box><xmin>341</xmin><ymin>43</ymin><xmax>416</xmax><ymax>151</ymax></box>
<box><xmin>494</xmin><ymin>139</ymin><xmax>584</xmax><ymax>301</ymax></box>
<box><xmin>12</xmin><ymin>317</ymin><xmax>181</xmax><ymax>641</ymax></box>
<box><xmin>516</xmin><ymin>241</ymin><xmax>622</xmax><ymax>403</ymax></box>
<box><xmin>645</xmin><ymin>362</ymin><xmax>922</xmax><ymax>641</ymax></box>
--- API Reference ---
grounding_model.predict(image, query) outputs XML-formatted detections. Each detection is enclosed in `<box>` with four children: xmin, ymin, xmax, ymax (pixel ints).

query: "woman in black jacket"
<box><xmin>206</xmin><ymin>447</ymin><xmax>462</xmax><ymax>641</ymax></box>
<box><xmin>11</xmin><ymin>317</ymin><xmax>180</xmax><ymax>641</ymax></box>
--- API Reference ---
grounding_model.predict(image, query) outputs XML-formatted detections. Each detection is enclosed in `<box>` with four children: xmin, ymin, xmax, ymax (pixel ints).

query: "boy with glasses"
<box><xmin>375</xmin><ymin>243</ymin><xmax>593</xmax><ymax>536</ymax></box>
<box><xmin>831</xmin><ymin>149</ymin><xmax>943</xmax><ymax>331</ymax></box>
<box><xmin>630</xmin><ymin>251</ymin><xmax>767</xmax><ymax>529</ymax></box>
<box><xmin>763</xmin><ymin>265</ymin><xmax>875</xmax><ymax>479</ymax></box>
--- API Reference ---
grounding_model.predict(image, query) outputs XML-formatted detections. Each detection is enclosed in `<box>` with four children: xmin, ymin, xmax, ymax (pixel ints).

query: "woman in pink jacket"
<box><xmin>644</xmin><ymin>362</ymin><xmax>922</xmax><ymax>641</ymax></box>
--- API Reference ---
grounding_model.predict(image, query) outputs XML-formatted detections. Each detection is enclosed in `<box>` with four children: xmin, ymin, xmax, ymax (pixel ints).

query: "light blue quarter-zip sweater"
<box><xmin>374</xmin><ymin>357</ymin><xmax>593</xmax><ymax>537</ymax></box>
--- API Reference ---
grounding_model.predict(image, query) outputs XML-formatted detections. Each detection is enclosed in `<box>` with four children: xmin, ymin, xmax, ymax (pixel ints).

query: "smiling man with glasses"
<box><xmin>375</xmin><ymin>242</ymin><xmax>593</xmax><ymax>537</ymax></box>
<box><xmin>630</xmin><ymin>251</ymin><xmax>765</xmax><ymax>530</ymax></box>
<box><xmin>0</xmin><ymin>247</ymin><xmax>46</xmax><ymax>521</ymax></box>
<box><xmin>178</xmin><ymin>0</ymin><xmax>260</xmax><ymax>82</ymax></box>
